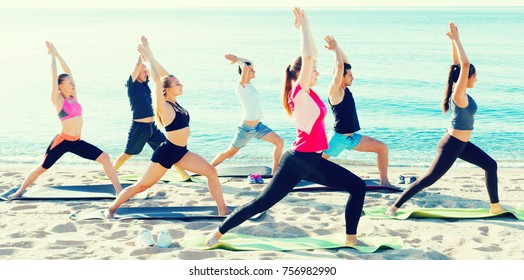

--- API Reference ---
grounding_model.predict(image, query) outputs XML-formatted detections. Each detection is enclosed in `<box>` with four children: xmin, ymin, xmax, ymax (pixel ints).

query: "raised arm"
<box><xmin>337</xmin><ymin>44</ymin><xmax>350</xmax><ymax>64</ymax></box>
<box><xmin>446</xmin><ymin>22</ymin><xmax>470</xmax><ymax>107</ymax></box>
<box><xmin>139</xmin><ymin>37</ymin><xmax>167</xmax><ymax>116</ymax></box>
<box><xmin>324</xmin><ymin>35</ymin><xmax>345</xmax><ymax>103</ymax></box>
<box><xmin>46</xmin><ymin>41</ymin><xmax>61</xmax><ymax>106</ymax></box>
<box><xmin>293</xmin><ymin>7</ymin><xmax>317</xmax><ymax>92</ymax></box>
<box><xmin>141</xmin><ymin>36</ymin><xmax>169</xmax><ymax>77</ymax></box>
<box><xmin>225</xmin><ymin>54</ymin><xmax>252</xmax><ymax>87</ymax></box>
<box><xmin>130</xmin><ymin>54</ymin><xmax>144</xmax><ymax>83</ymax></box>
<box><xmin>451</xmin><ymin>35</ymin><xmax>459</xmax><ymax>65</ymax></box>
<box><xmin>54</xmin><ymin>47</ymin><xmax>72</xmax><ymax>77</ymax></box>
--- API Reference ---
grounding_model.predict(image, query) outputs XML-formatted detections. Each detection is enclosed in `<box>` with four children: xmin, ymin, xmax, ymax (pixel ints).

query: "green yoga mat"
<box><xmin>364</xmin><ymin>207</ymin><xmax>524</xmax><ymax>220</ymax></box>
<box><xmin>182</xmin><ymin>233</ymin><xmax>405</xmax><ymax>253</ymax></box>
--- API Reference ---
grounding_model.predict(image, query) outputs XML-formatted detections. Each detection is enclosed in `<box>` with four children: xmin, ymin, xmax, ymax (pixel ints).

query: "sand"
<box><xmin>1</xmin><ymin>163</ymin><xmax>523</xmax><ymax>262</ymax></box>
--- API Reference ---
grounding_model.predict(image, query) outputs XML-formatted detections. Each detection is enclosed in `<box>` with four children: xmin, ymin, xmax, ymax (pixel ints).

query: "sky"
<box><xmin>4</xmin><ymin>0</ymin><xmax>524</xmax><ymax>8</ymax></box>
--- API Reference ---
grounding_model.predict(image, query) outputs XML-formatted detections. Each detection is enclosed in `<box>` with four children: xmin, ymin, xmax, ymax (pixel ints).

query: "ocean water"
<box><xmin>0</xmin><ymin>7</ymin><xmax>523</xmax><ymax>168</ymax></box>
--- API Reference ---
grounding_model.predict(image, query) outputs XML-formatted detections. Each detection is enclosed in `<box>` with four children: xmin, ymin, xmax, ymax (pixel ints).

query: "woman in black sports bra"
<box><xmin>105</xmin><ymin>37</ymin><xmax>230</xmax><ymax>218</ymax></box>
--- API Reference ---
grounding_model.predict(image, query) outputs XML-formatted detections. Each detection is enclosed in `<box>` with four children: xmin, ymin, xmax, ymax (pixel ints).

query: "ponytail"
<box><xmin>281</xmin><ymin>56</ymin><xmax>302</xmax><ymax>116</ymax></box>
<box><xmin>442</xmin><ymin>63</ymin><xmax>476</xmax><ymax>113</ymax></box>
<box><xmin>442</xmin><ymin>64</ymin><xmax>459</xmax><ymax>113</ymax></box>
<box><xmin>282</xmin><ymin>65</ymin><xmax>294</xmax><ymax>116</ymax></box>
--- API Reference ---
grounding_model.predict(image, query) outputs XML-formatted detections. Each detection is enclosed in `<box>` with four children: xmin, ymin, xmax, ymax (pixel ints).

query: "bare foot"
<box><xmin>104</xmin><ymin>209</ymin><xmax>115</xmax><ymax>219</ymax></box>
<box><xmin>205</xmin><ymin>229</ymin><xmax>223</xmax><ymax>247</ymax></box>
<box><xmin>386</xmin><ymin>205</ymin><xmax>398</xmax><ymax>216</ymax></box>
<box><xmin>380</xmin><ymin>180</ymin><xmax>397</xmax><ymax>189</ymax></box>
<box><xmin>7</xmin><ymin>192</ymin><xmax>22</xmax><ymax>200</ymax></box>
<box><xmin>345</xmin><ymin>235</ymin><xmax>368</xmax><ymax>246</ymax></box>
<box><xmin>489</xmin><ymin>203</ymin><xmax>507</xmax><ymax>215</ymax></box>
<box><xmin>218</xmin><ymin>207</ymin><xmax>232</xmax><ymax>216</ymax></box>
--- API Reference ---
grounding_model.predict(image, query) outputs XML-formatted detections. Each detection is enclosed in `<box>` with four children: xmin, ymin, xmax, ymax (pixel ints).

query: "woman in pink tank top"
<box><xmin>206</xmin><ymin>8</ymin><xmax>367</xmax><ymax>247</ymax></box>
<box><xmin>7</xmin><ymin>42</ymin><xmax>122</xmax><ymax>200</ymax></box>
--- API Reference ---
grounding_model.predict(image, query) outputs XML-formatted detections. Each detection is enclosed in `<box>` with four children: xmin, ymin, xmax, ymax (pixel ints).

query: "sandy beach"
<box><xmin>1</xmin><ymin>163</ymin><xmax>523</xmax><ymax>261</ymax></box>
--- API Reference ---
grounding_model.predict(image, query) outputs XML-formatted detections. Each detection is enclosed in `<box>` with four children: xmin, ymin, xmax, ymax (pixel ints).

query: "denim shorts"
<box><xmin>324</xmin><ymin>130</ymin><xmax>362</xmax><ymax>157</ymax></box>
<box><xmin>231</xmin><ymin>122</ymin><xmax>273</xmax><ymax>148</ymax></box>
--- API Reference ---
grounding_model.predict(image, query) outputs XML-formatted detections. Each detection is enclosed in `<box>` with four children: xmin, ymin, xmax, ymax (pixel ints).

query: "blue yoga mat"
<box><xmin>0</xmin><ymin>183</ymin><xmax>146</xmax><ymax>201</ymax></box>
<box><xmin>292</xmin><ymin>179</ymin><xmax>403</xmax><ymax>193</ymax></box>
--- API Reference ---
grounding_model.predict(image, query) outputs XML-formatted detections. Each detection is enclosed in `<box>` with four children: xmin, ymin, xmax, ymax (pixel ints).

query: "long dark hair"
<box><xmin>282</xmin><ymin>56</ymin><xmax>302</xmax><ymax>116</ymax></box>
<box><xmin>442</xmin><ymin>64</ymin><xmax>476</xmax><ymax>113</ymax></box>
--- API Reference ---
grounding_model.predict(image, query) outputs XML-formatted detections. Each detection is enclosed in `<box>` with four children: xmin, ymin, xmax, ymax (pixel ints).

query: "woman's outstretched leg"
<box><xmin>105</xmin><ymin>162</ymin><xmax>167</xmax><ymax>219</ymax></box>
<box><xmin>304</xmin><ymin>158</ymin><xmax>366</xmax><ymax>245</ymax></box>
<box><xmin>176</xmin><ymin>151</ymin><xmax>230</xmax><ymax>216</ymax></box>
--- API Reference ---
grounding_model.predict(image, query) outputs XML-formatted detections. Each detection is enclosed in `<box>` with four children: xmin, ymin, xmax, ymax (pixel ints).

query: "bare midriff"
<box><xmin>447</xmin><ymin>128</ymin><xmax>472</xmax><ymax>142</ymax></box>
<box><xmin>60</xmin><ymin>116</ymin><xmax>83</xmax><ymax>137</ymax></box>
<box><xmin>166</xmin><ymin>127</ymin><xmax>190</xmax><ymax>146</ymax></box>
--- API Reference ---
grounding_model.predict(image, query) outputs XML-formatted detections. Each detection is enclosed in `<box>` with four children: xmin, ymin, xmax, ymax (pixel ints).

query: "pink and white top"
<box><xmin>288</xmin><ymin>84</ymin><xmax>328</xmax><ymax>152</ymax></box>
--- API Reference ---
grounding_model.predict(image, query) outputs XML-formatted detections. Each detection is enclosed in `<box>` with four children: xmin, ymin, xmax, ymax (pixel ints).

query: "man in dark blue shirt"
<box><xmin>114</xmin><ymin>53</ymin><xmax>190</xmax><ymax>180</ymax></box>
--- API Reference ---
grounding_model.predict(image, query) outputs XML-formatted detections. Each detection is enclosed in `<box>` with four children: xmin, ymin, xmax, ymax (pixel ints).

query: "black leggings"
<box><xmin>394</xmin><ymin>132</ymin><xmax>498</xmax><ymax>208</ymax></box>
<box><xmin>219</xmin><ymin>149</ymin><xmax>366</xmax><ymax>235</ymax></box>
<box><xmin>42</xmin><ymin>135</ymin><xmax>103</xmax><ymax>169</ymax></box>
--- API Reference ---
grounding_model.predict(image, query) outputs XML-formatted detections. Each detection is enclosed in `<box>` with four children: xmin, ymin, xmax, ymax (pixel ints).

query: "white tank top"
<box><xmin>236</xmin><ymin>82</ymin><xmax>263</xmax><ymax>121</ymax></box>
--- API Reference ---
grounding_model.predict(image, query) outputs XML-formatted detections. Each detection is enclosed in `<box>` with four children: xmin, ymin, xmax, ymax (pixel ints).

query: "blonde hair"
<box><xmin>155</xmin><ymin>74</ymin><xmax>176</xmax><ymax>126</ymax></box>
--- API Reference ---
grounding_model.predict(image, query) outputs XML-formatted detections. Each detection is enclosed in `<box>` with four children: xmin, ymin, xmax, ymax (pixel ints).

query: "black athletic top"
<box><xmin>329</xmin><ymin>87</ymin><xmax>360</xmax><ymax>134</ymax></box>
<box><xmin>164</xmin><ymin>101</ymin><xmax>190</xmax><ymax>132</ymax></box>
<box><xmin>126</xmin><ymin>75</ymin><xmax>154</xmax><ymax>119</ymax></box>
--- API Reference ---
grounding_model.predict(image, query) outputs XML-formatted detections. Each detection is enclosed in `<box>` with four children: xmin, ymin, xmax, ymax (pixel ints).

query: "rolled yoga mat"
<box><xmin>363</xmin><ymin>206</ymin><xmax>524</xmax><ymax>220</ymax></box>
<box><xmin>182</xmin><ymin>233</ymin><xmax>405</xmax><ymax>253</ymax></box>
<box><xmin>0</xmin><ymin>183</ymin><xmax>147</xmax><ymax>201</ymax></box>
<box><xmin>70</xmin><ymin>206</ymin><xmax>266</xmax><ymax>221</ymax></box>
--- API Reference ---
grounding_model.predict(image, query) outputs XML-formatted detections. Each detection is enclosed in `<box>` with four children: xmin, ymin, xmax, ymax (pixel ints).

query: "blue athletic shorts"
<box><xmin>231</xmin><ymin>122</ymin><xmax>273</xmax><ymax>149</ymax></box>
<box><xmin>324</xmin><ymin>130</ymin><xmax>362</xmax><ymax>157</ymax></box>
<box><xmin>125</xmin><ymin>121</ymin><xmax>166</xmax><ymax>155</ymax></box>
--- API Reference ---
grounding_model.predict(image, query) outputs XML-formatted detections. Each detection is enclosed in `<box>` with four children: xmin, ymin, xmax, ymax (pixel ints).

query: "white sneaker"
<box><xmin>136</xmin><ymin>228</ymin><xmax>155</xmax><ymax>246</ymax></box>
<box><xmin>157</xmin><ymin>230</ymin><xmax>172</xmax><ymax>248</ymax></box>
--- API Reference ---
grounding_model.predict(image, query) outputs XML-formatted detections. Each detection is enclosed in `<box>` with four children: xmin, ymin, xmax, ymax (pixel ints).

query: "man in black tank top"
<box><xmin>322</xmin><ymin>36</ymin><xmax>395</xmax><ymax>188</ymax></box>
